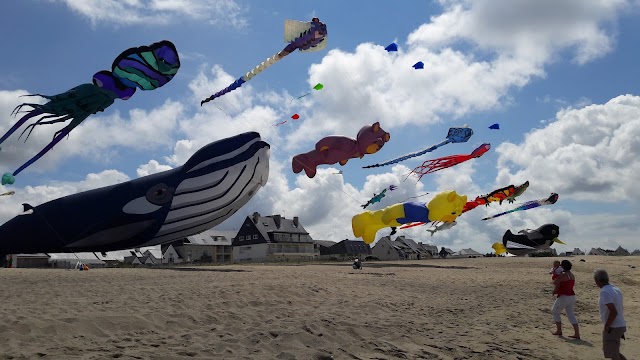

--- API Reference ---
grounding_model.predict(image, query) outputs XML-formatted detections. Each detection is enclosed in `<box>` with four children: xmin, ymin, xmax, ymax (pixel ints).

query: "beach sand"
<box><xmin>0</xmin><ymin>256</ymin><xmax>637</xmax><ymax>359</ymax></box>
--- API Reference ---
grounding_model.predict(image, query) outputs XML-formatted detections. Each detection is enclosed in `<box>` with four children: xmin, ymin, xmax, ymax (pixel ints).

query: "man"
<box><xmin>594</xmin><ymin>269</ymin><xmax>627</xmax><ymax>360</ymax></box>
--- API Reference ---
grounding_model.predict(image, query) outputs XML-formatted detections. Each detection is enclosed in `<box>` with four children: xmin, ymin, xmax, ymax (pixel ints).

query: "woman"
<box><xmin>551</xmin><ymin>260</ymin><xmax>580</xmax><ymax>339</ymax></box>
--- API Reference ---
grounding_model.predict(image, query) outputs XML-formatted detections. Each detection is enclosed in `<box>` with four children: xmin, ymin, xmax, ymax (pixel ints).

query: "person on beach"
<box><xmin>551</xmin><ymin>260</ymin><xmax>580</xmax><ymax>339</ymax></box>
<box><xmin>594</xmin><ymin>269</ymin><xmax>627</xmax><ymax>360</ymax></box>
<box><xmin>550</xmin><ymin>260</ymin><xmax>563</xmax><ymax>280</ymax></box>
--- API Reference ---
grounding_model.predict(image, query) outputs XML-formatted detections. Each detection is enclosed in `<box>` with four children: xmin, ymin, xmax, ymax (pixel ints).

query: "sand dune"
<box><xmin>1</xmin><ymin>256</ymin><xmax>637</xmax><ymax>359</ymax></box>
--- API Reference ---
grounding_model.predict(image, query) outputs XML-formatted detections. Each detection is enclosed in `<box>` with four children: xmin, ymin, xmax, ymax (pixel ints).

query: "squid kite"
<box><xmin>363</xmin><ymin>127</ymin><xmax>473</xmax><ymax>169</ymax></box>
<box><xmin>352</xmin><ymin>190</ymin><xmax>467</xmax><ymax>244</ymax></box>
<box><xmin>293</xmin><ymin>122</ymin><xmax>390</xmax><ymax>178</ymax></box>
<box><xmin>361</xmin><ymin>189</ymin><xmax>388</xmax><ymax>209</ymax></box>
<box><xmin>201</xmin><ymin>18</ymin><xmax>327</xmax><ymax>105</ymax></box>
<box><xmin>407</xmin><ymin>143</ymin><xmax>491</xmax><ymax>181</ymax></box>
<box><xmin>385</xmin><ymin>43</ymin><xmax>398</xmax><ymax>52</ymax></box>
<box><xmin>413</xmin><ymin>61</ymin><xmax>424</xmax><ymax>69</ymax></box>
<box><xmin>493</xmin><ymin>224</ymin><xmax>564</xmax><ymax>256</ymax></box>
<box><xmin>0</xmin><ymin>41</ymin><xmax>180</xmax><ymax>185</ymax></box>
<box><xmin>482</xmin><ymin>193</ymin><xmax>558</xmax><ymax>221</ymax></box>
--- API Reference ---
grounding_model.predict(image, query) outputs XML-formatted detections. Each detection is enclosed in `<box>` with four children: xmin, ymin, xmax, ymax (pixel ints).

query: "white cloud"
<box><xmin>136</xmin><ymin>160</ymin><xmax>173</xmax><ymax>177</ymax></box>
<box><xmin>282</xmin><ymin>0</ymin><xmax>631</xmax><ymax>152</ymax></box>
<box><xmin>55</xmin><ymin>0</ymin><xmax>248</xmax><ymax>28</ymax></box>
<box><xmin>496</xmin><ymin>95</ymin><xmax>640</xmax><ymax>202</ymax></box>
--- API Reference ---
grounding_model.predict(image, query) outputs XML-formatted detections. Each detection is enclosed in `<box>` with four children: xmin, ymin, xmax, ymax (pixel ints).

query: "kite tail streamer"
<box><xmin>362</xmin><ymin>139</ymin><xmax>451</xmax><ymax>169</ymax></box>
<box><xmin>201</xmin><ymin>53</ymin><xmax>282</xmax><ymax>106</ymax></box>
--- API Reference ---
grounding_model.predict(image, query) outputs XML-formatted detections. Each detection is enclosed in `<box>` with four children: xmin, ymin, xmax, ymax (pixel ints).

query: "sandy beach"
<box><xmin>0</xmin><ymin>256</ymin><xmax>637</xmax><ymax>359</ymax></box>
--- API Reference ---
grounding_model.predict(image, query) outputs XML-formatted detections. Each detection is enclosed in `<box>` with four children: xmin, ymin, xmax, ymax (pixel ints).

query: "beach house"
<box><xmin>163</xmin><ymin>229</ymin><xmax>234</xmax><ymax>264</ymax></box>
<box><xmin>321</xmin><ymin>239</ymin><xmax>372</xmax><ymax>260</ymax></box>
<box><xmin>452</xmin><ymin>248</ymin><xmax>484</xmax><ymax>258</ymax></box>
<box><xmin>588</xmin><ymin>248</ymin><xmax>608</xmax><ymax>256</ymax></box>
<box><xmin>233</xmin><ymin>212</ymin><xmax>316</xmax><ymax>262</ymax></box>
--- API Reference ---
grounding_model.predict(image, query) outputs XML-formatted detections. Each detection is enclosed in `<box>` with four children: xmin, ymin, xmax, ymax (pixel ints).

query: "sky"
<box><xmin>1</xmin><ymin>0</ymin><xmax>640</xmax><ymax>254</ymax></box>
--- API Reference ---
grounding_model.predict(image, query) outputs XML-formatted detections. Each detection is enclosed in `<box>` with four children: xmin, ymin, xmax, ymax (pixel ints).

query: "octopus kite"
<box><xmin>201</xmin><ymin>18</ymin><xmax>327</xmax><ymax>105</ymax></box>
<box><xmin>482</xmin><ymin>193</ymin><xmax>559</xmax><ymax>221</ymax></box>
<box><xmin>407</xmin><ymin>143</ymin><xmax>491</xmax><ymax>181</ymax></box>
<box><xmin>363</xmin><ymin>127</ymin><xmax>473</xmax><ymax>168</ymax></box>
<box><xmin>0</xmin><ymin>41</ymin><xmax>180</xmax><ymax>185</ymax></box>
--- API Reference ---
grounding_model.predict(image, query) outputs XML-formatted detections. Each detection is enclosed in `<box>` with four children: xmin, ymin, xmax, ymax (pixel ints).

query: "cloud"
<box><xmin>55</xmin><ymin>0</ymin><xmax>248</xmax><ymax>28</ymax></box>
<box><xmin>281</xmin><ymin>1</ymin><xmax>632</xmax><ymax>152</ymax></box>
<box><xmin>136</xmin><ymin>160</ymin><xmax>173</xmax><ymax>177</ymax></box>
<box><xmin>495</xmin><ymin>95</ymin><xmax>640</xmax><ymax>202</ymax></box>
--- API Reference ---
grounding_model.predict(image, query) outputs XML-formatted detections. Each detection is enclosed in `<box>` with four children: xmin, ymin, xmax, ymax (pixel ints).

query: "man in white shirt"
<box><xmin>594</xmin><ymin>269</ymin><xmax>627</xmax><ymax>360</ymax></box>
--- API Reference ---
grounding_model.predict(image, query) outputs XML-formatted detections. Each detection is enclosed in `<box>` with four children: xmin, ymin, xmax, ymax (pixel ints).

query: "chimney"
<box><xmin>272</xmin><ymin>214</ymin><xmax>281</xmax><ymax>228</ymax></box>
<box><xmin>252</xmin><ymin>212</ymin><xmax>261</xmax><ymax>224</ymax></box>
<box><xmin>293</xmin><ymin>216</ymin><xmax>299</xmax><ymax>227</ymax></box>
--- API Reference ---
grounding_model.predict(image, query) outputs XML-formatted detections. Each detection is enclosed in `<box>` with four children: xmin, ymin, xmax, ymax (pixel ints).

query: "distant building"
<box><xmin>417</xmin><ymin>243</ymin><xmax>438</xmax><ymax>258</ymax></box>
<box><xmin>163</xmin><ymin>229</ymin><xmax>234</xmax><ymax>264</ymax></box>
<box><xmin>613</xmin><ymin>246</ymin><xmax>630</xmax><ymax>256</ymax></box>
<box><xmin>233</xmin><ymin>213</ymin><xmax>316</xmax><ymax>262</ymax></box>
<box><xmin>313</xmin><ymin>240</ymin><xmax>337</xmax><ymax>256</ymax></box>
<box><xmin>572</xmin><ymin>248</ymin><xmax>585</xmax><ymax>256</ymax></box>
<box><xmin>588</xmin><ymin>248</ymin><xmax>608</xmax><ymax>256</ymax></box>
<box><xmin>452</xmin><ymin>248</ymin><xmax>483</xmax><ymax>258</ymax></box>
<box><xmin>323</xmin><ymin>239</ymin><xmax>371</xmax><ymax>259</ymax></box>
<box><xmin>8</xmin><ymin>253</ymin><xmax>50</xmax><ymax>268</ymax></box>
<box><xmin>49</xmin><ymin>253</ymin><xmax>107</xmax><ymax>269</ymax></box>
<box><xmin>395</xmin><ymin>236</ymin><xmax>431</xmax><ymax>259</ymax></box>
<box><xmin>371</xmin><ymin>236</ymin><xmax>405</xmax><ymax>261</ymax></box>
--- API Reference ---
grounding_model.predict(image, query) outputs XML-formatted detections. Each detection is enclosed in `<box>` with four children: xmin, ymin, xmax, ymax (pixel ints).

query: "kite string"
<box><xmin>217</xmin><ymin>97</ymin><xmax>365</xmax><ymax>206</ymax></box>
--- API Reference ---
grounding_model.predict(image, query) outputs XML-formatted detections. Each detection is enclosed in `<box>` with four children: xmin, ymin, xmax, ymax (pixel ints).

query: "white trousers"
<box><xmin>552</xmin><ymin>295</ymin><xmax>578</xmax><ymax>324</ymax></box>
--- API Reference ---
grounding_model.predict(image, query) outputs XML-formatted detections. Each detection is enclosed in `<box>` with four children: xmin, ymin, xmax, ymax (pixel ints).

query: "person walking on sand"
<box><xmin>551</xmin><ymin>260</ymin><xmax>580</xmax><ymax>339</ymax></box>
<box><xmin>594</xmin><ymin>269</ymin><xmax>627</xmax><ymax>360</ymax></box>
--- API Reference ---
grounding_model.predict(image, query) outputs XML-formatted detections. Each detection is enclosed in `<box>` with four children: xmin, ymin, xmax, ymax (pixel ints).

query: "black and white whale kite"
<box><xmin>492</xmin><ymin>223</ymin><xmax>564</xmax><ymax>256</ymax></box>
<box><xmin>0</xmin><ymin>132</ymin><xmax>270</xmax><ymax>255</ymax></box>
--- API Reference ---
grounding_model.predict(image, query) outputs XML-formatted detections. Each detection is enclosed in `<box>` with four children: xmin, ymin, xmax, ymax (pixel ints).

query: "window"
<box><xmin>252</xmin><ymin>234</ymin><xmax>258</xmax><ymax>240</ymax></box>
<box><xmin>239</xmin><ymin>236</ymin><xmax>244</xmax><ymax>241</ymax></box>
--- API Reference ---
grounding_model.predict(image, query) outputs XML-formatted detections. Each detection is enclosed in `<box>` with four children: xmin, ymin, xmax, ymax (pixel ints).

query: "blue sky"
<box><xmin>1</xmin><ymin>0</ymin><xmax>640</xmax><ymax>253</ymax></box>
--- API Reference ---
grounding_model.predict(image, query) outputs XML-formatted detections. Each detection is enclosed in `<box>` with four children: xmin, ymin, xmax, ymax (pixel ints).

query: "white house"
<box><xmin>233</xmin><ymin>213</ymin><xmax>316</xmax><ymax>262</ymax></box>
<box><xmin>161</xmin><ymin>244</ymin><xmax>183</xmax><ymax>264</ymax></box>
<box><xmin>451</xmin><ymin>248</ymin><xmax>483</xmax><ymax>258</ymax></box>
<box><xmin>162</xmin><ymin>229</ymin><xmax>234</xmax><ymax>264</ymax></box>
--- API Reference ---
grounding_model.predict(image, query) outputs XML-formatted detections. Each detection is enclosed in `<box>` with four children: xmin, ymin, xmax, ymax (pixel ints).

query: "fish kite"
<box><xmin>291</xmin><ymin>114</ymin><xmax>300</xmax><ymax>120</ymax></box>
<box><xmin>489</xmin><ymin>123</ymin><xmax>500</xmax><ymax>130</ymax></box>
<box><xmin>426</xmin><ymin>221</ymin><xmax>457</xmax><ymax>236</ymax></box>
<box><xmin>413</xmin><ymin>61</ymin><xmax>424</xmax><ymax>69</ymax></box>
<box><xmin>0</xmin><ymin>190</ymin><xmax>15</xmax><ymax>197</ymax></box>
<box><xmin>462</xmin><ymin>181</ymin><xmax>530</xmax><ymax>213</ymax></box>
<box><xmin>363</xmin><ymin>127</ymin><xmax>473</xmax><ymax>168</ymax></box>
<box><xmin>361</xmin><ymin>189</ymin><xmax>388</xmax><ymax>209</ymax></box>
<box><xmin>293</xmin><ymin>122</ymin><xmax>390</xmax><ymax>178</ymax></box>
<box><xmin>292</xmin><ymin>83</ymin><xmax>323</xmax><ymax>102</ymax></box>
<box><xmin>201</xmin><ymin>18</ymin><xmax>327</xmax><ymax>105</ymax></box>
<box><xmin>407</xmin><ymin>143</ymin><xmax>491</xmax><ymax>181</ymax></box>
<box><xmin>352</xmin><ymin>190</ymin><xmax>467</xmax><ymax>244</ymax></box>
<box><xmin>493</xmin><ymin>224</ymin><xmax>564</xmax><ymax>256</ymax></box>
<box><xmin>385</xmin><ymin>43</ymin><xmax>398</xmax><ymax>52</ymax></box>
<box><xmin>482</xmin><ymin>193</ymin><xmax>559</xmax><ymax>221</ymax></box>
<box><xmin>0</xmin><ymin>40</ymin><xmax>180</xmax><ymax>185</ymax></box>
<box><xmin>0</xmin><ymin>132</ymin><xmax>269</xmax><ymax>256</ymax></box>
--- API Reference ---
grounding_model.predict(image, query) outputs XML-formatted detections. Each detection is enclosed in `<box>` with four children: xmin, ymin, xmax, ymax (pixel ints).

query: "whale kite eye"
<box><xmin>146</xmin><ymin>183</ymin><xmax>174</xmax><ymax>205</ymax></box>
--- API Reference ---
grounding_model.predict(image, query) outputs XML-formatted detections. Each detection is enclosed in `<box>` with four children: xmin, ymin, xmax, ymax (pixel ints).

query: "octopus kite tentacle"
<box><xmin>0</xmin><ymin>40</ymin><xmax>180</xmax><ymax>185</ymax></box>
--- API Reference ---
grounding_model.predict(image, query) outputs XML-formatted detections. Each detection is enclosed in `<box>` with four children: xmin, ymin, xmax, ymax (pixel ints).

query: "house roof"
<box><xmin>14</xmin><ymin>253</ymin><xmax>50</xmax><ymax>258</ymax></box>
<box><xmin>143</xmin><ymin>249</ymin><xmax>163</xmax><ymax>259</ymax></box>
<box><xmin>183</xmin><ymin>229</ymin><xmax>234</xmax><ymax>246</ymax></box>
<box><xmin>458</xmin><ymin>248</ymin><xmax>483</xmax><ymax>256</ymax></box>
<box><xmin>250</xmin><ymin>213</ymin><xmax>310</xmax><ymax>242</ymax></box>
<box><xmin>48</xmin><ymin>252</ymin><xmax>106</xmax><ymax>264</ymax></box>
<box><xmin>313</xmin><ymin>240</ymin><xmax>337</xmax><ymax>248</ymax></box>
<box><xmin>328</xmin><ymin>239</ymin><xmax>372</xmax><ymax>255</ymax></box>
